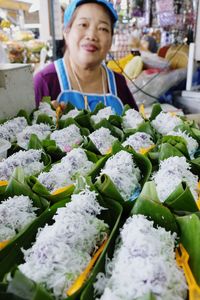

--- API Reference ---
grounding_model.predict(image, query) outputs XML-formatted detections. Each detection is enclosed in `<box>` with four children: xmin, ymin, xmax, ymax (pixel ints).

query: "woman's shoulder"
<box><xmin>111</xmin><ymin>70</ymin><xmax>126</xmax><ymax>82</ymax></box>
<box><xmin>34</xmin><ymin>62</ymin><xmax>57</xmax><ymax>80</ymax></box>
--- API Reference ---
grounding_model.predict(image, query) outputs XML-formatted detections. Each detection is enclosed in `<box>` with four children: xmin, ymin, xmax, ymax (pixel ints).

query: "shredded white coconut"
<box><xmin>50</xmin><ymin>124</ymin><xmax>83</xmax><ymax>152</ymax></box>
<box><xmin>167</xmin><ymin>129</ymin><xmax>199</xmax><ymax>159</ymax></box>
<box><xmin>33</xmin><ymin>102</ymin><xmax>56</xmax><ymax>123</ymax></box>
<box><xmin>94</xmin><ymin>215</ymin><xmax>187</xmax><ymax>300</ymax></box>
<box><xmin>0</xmin><ymin>195</ymin><xmax>37</xmax><ymax>242</ymax></box>
<box><xmin>99</xmin><ymin>150</ymin><xmax>141</xmax><ymax>201</ymax></box>
<box><xmin>0</xmin><ymin>117</ymin><xmax>28</xmax><ymax>143</ymax></box>
<box><xmin>0</xmin><ymin>149</ymin><xmax>44</xmax><ymax>181</ymax></box>
<box><xmin>151</xmin><ymin>112</ymin><xmax>183</xmax><ymax>135</ymax></box>
<box><xmin>122</xmin><ymin>109</ymin><xmax>144</xmax><ymax>130</ymax></box>
<box><xmin>91</xmin><ymin>107</ymin><xmax>114</xmax><ymax>125</ymax></box>
<box><xmin>17</xmin><ymin>123</ymin><xmax>51</xmax><ymax>149</ymax></box>
<box><xmin>89</xmin><ymin>128</ymin><xmax>117</xmax><ymax>155</ymax></box>
<box><xmin>38</xmin><ymin>148</ymin><xmax>94</xmax><ymax>192</ymax></box>
<box><xmin>19</xmin><ymin>188</ymin><xmax>109</xmax><ymax>299</ymax></box>
<box><xmin>122</xmin><ymin>132</ymin><xmax>154</xmax><ymax>152</ymax></box>
<box><xmin>61</xmin><ymin>108</ymin><xmax>80</xmax><ymax>120</ymax></box>
<box><xmin>152</xmin><ymin>156</ymin><xmax>199</xmax><ymax>202</ymax></box>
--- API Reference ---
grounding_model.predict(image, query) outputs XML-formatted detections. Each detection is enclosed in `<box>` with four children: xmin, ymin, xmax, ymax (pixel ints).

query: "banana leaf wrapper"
<box><xmin>161</xmin><ymin>136</ymin><xmax>190</xmax><ymax>159</ymax></box>
<box><xmin>0</xmin><ymin>168</ymin><xmax>49</xmax><ymax>260</ymax></box>
<box><xmin>94</xmin><ymin>142</ymin><xmax>152</xmax><ymax>212</ymax></box>
<box><xmin>176</xmin><ymin>213</ymin><xmax>200</xmax><ymax>285</ymax></box>
<box><xmin>30</xmin><ymin>119</ymin><xmax>89</xmax><ymax>162</ymax></box>
<box><xmin>16</xmin><ymin>109</ymin><xmax>31</xmax><ymax>125</ymax></box>
<box><xmin>27</xmin><ymin>176</ymin><xmax>75</xmax><ymax>203</ymax></box>
<box><xmin>58</xmin><ymin>117</ymin><xmax>90</xmax><ymax>137</ymax></box>
<box><xmin>190</xmin><ymin>156</ymin><xmax>200</xmax><ymax>176</ymax></box>
<box><xmin>164</xmin><ymin>182</ymin><xmax>198</xmax><ymax>213</ymax></box>
<box><xmin>35</xmin><ymin>113</ymin><xmax>55</xmax><ymax>126</ymax></box>
<box><xmin>91</xmin><ymin>119</ymin><xmax>124</xmax><ymax>141</ymax></box>
<box><xmin>90</xmin><ymin>103</ymin><xmax>123</xmax><ymax>129</ymax></box>
<box><xmin>74</xmin><ymin>110</ymin><xmax>93</xmax><ymax>132</ymax></box>
<box><xmin>28</xmin><ymin>134</ymin><xmax>66</xmax><ymax>162</ymax></box>
<box><xmin>149</xmin><ymin>103</ymin><xmax>162</xmax><ymax>121</ymax></box>
<box><xmin>176</xmin><ymin>121</ymin><xmax>200</xmax><ymax>144</ymax></box>
<box><xmin>123</xmin><ymin>121</ymin><xmax>158</xmax><ymax>143</ymax></box>
<box><xmin>26</xmin><ymin>149</ymin><xmax>98</xmax><ymax>203</ymax></box>
<box><xmin>3</xmin><ymin>189</ymin><xmax>123</xmax><ymax>300</ymax></box>
<box><xmin>131</xmin><ymin>181</ymin><xmax>178</xmax><ymax>233</ymax></box>
<box><xmin>122</xmin><ymin>104</ymin><xmax>132</xmax><ymax>115</ymax></box>
<box><xmin>0</xmin><ymin>198</ymin><xmax>69</xmax><ymax>281</ymax></box>
<box><xmin>149</xmin><ymin>140</ymin><xmax>200</xmax><ymax>176</ymax></box>
<box><xmin>0</xmin><ymin>168</ymin><xmax>48</xmax><ymax>209</ymax></box>
<box><xmin>148</xmin><ymin>143</ymin><xmax>185</xmax><ymax>167</ymax></box>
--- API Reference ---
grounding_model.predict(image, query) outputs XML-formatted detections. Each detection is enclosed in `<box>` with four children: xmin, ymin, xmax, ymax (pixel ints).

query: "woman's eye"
<box><xmin>99</xmin><ymin>27</ymin><xmax>109</xmax><ymax>32</ymax></box>
<box><xmin>78</xmin><ymin>23</ymin><xmax>87</xmax><ymax>27</ymax></box>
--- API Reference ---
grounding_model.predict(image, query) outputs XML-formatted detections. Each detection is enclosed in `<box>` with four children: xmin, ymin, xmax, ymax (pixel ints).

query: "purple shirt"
<box><xmin>34</xmin><ymin>62</ymin><xmax>138</xmax><ymax>110</ymax></box>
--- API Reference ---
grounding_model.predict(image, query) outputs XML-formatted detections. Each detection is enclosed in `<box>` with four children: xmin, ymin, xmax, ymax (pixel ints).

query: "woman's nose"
<box><xmin>86</xmin><ymin>26</ymin><xmax>98</xmax><ymax>40</ymax></box>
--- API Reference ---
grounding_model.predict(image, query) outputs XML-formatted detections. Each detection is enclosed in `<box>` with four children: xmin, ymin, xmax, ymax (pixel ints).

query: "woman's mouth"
<box><xmin>82</xmin><ymin>44</ymin><xmax>98</xmax><ymax>52</ymax></box>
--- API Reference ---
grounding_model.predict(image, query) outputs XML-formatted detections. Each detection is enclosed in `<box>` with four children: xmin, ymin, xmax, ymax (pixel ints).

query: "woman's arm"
<box><xmin>114</xmin><ymin>72</ymin><xmax>138</xmax><ymax>111</ymax></box>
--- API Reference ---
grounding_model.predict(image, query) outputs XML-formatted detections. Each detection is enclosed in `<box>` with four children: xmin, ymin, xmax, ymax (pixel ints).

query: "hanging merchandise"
<box><xmin>156</xmin><ymin>0</ymin><xmax>176</xmax><ymax>27</ymax></box>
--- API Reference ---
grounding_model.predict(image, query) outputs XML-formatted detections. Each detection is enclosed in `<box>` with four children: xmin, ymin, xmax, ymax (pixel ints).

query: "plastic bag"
<box><xmin>127</xmin><ymin>68</ymin><xmax>187</xmax><ymax>106</ymax></box>
<box><xmin>141</xmin><ymin>51</ymin><xmax>170</xmax><ymax>69</ymax></box>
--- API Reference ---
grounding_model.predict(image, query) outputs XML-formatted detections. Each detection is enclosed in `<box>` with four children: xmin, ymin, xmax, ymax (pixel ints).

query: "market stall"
<box><xmin>0</xmin><ymin>1</ymin><xmax>200</xmax><ymax>299</ymax></box>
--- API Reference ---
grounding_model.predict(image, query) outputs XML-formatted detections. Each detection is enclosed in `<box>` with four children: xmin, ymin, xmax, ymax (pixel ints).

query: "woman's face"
<box><xmin>65</xmin><ymin>3</ymin><xmax>113</xmax><ymax>68</ymax></box>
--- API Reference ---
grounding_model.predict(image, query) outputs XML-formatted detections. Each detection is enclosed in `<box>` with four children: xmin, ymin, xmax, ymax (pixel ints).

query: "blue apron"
<box><xmin>54</xmin><ymin>58</ymin><xmax>124</xmax><ymax>115</ymax></box>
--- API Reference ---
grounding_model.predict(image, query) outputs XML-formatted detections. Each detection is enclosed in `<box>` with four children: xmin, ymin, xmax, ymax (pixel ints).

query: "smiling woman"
<box><xmin>34</xmin><ymin>0</ymin><xmax>138</xmax><ymax>115</ymax></box>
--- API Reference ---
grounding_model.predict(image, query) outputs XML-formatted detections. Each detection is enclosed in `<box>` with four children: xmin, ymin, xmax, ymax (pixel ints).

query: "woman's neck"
<box><xmin>64</xmin><ymin>54</ymin><xmax>107</xmax><ymax>94</ymax></box>
<box><xmin>64</xmin><ymin>54</ymin><xmax>101</xmax><ymax>82</ymax></box>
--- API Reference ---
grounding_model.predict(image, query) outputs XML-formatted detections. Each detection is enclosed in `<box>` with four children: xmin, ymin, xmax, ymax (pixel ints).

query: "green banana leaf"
<box><xmin>94</xmin><ymin>141</ymin><xmax>152</xmax><ymax>212</ymax></box>
<box><xmin>91</xmin><ymin>102</ymin><xmax>106</xmax><ymax>114</ymax></box>
<box><xmin>123</xmin><ymin>121</ymin><xmax>157</xmax><ymax>142</ymax></box>
<box><xmin>0</xmin><ymin>168</ymin><xmax>48</xmax><ymax>210</ymax></box>
<box><xmin>27</xmin><ymin>175</ymin><xmax>75</xmax><ymax>203</ymax></box>
<box><xmin>122</xmin><ymin>104</ymin><xmax>132</xmax><ymax>115</ymax></box>
<box><xmin>149</xmin><ymin>103</ymin><xmax>162</xmax><ymax>121</ymax></box>
<box><xmin>176</xmin><ymin>122</ymin><xmax>200</xmax><ymax>143</ymax></box>
<box><xmin>161</xmin><ymin>136</ymin><xmax>190</xmax><ymax>159</ymax></box>
<box><xmin>131</xmin><ymin>181</ymin><xmax>178</xmax><ymax>233</ymax></box>
<box><xmin>158</xmin><ymin>143</ymin><xmax>184</xmax><ymax>161</ymax></box>
<box><xmin>90</xmin><ymin>103</ymin><xmax>122</xmax><ymax>129</ymax></box>
<box><xmin>136</xmin><ymin>293</ymin><xmax>157</xmax><ymax>300</ymax></box>
<box><xmin>108</xmin><ymin>114</ymin><xmax>122</xmax><ymax>128</ymax></box>
<box><xmin>42</xmin><ymin>139</ymin><xmax>66</xmax><ymax>162</ymax></box>
<box><xmin>88</xmin><ymin>154</ymin><xmax>112</xmax><ymax>182</ymax></box>
<box><xmin>0</xmin><ymin>168</ymin><xmax>49</xmax><ymax>260</ymax></box>
<box><xmin>58</xmin><ymin>117</ymin><xmax>90</xmax><ymax>137</ymax></box>
<box><xmin>3</xmin><ymin>190</ymin><xmax>123</xmax><ymax>300</ymax></box>
<box><xmin>28</xmin><ymin>134</ymin><xmax>44</xmax><ymax>150</ymax></box>
<box><xmin>7</xmin><ymin>270</ymin><xmax>53</xmax><ymax>300</ymax></box>
<box><xmin>26</xmin><ymin>149</ymin><xmax>98</xmax><ymax>202</ymax></box>
<box><xmin>16</xmin><ymin>109</ymin><xmax>31</xmax><ymax>125</ymax></box>
<box><xmin>0</xmin><ymin>199</ymin><xmax>69</xmax><ymax>281</ymax></box>
<box><xmin>28</xmin><ymin>134</ymin><xmax>65</xmax><ymax>162</ymax></box>
<box><xmin>176</xmin><ymin>213</ymin><xmax>200</xmax><ymax>285</ymax></box>
<box><xmin>35</xmin><ymin>113</ymin><xmax>55</xmax><ymax>126</ymax></box>
<box><xmin>190</xmin><ymin>156</ymin><xmax>200</xmax><ymax>176</ymax></box>
<box><xmin>92</xmin><ymin>119</ymin><xmax>124</xmax><ymax>141</ymax></box>
<box><xmin>62</xmin><ymin>101</ymin><xmax>77</xmax><ymax>114</ymax></box>
<box><xmin>164</xmin><ymin>182</ymin><xmax>199</xmax><ymax>213</ymax></box>
<box><xmin>82</xmin><ymin>136</ymin><xmax>103</xmax><ymax>155</ymax></box>
<box><xmin>74</xmin><ymin>110</ymin><xmax>93</xmax><ymax>132</ymax></box>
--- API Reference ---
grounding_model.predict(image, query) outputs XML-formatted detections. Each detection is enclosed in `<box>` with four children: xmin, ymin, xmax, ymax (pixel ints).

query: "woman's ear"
<box><xmin>63</xmin><ymin>26</ymin><xmax>71</xmax><ymax>44</ymax></box>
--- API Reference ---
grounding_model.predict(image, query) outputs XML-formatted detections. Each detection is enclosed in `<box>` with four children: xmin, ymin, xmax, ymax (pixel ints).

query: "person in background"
<box><xmin>34</xmin><ymin>0</ymin><xmax>138</xmax><ymax>115</ymax></box>
<box><xmin>55</xmin><ymin>4</ymin><xmax>66</xmax><ymax>59</ymax></box>
<box><xmin>140</xmin><ymin>34</ymin><xmax>158</xmax><ymax>53</ymax></box>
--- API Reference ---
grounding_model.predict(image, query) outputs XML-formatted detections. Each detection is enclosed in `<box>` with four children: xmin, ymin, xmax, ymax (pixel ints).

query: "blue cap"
<box><xmin>64</xmin><ymin>0</ymin><xmax>118</xmax><ymax>28</ymax></box>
